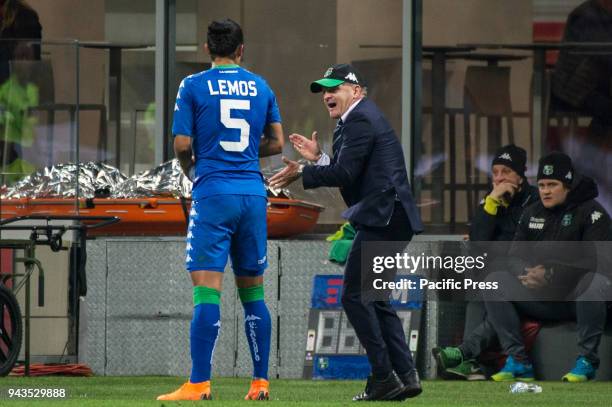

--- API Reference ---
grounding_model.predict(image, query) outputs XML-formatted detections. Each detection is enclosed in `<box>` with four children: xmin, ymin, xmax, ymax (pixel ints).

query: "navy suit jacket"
<box><xmin>302</xmin><ymin>98</ymin><xmax>424</xmax><ymax>232</ymax></box>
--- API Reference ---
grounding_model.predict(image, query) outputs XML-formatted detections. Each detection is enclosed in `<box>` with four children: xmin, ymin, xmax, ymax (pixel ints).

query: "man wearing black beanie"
<box><xmin>483</xmin><ymin>151</ymin><xmax>611</xmax><ymax>383</ymax></box>
<box><xmin>536</xmin><ymin>152</ymin><xmax>575</xmax><ymax>208</ymax></box>
<box><xmin>433</xmin><ymin>145</ymin><xmax>539</xmax><ymax>380</ymax></box>
<box><xmin>481</xmin><ymin>144</ymin><xmax>531</xmax><ymax>222</ymax></box>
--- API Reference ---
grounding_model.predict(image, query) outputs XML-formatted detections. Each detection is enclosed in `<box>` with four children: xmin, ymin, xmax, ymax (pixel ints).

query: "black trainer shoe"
<box><xmin>352</xmin><ymin>371</ymin><xmax>405</xmax><ymax>401</ymax></box>
<box><xmin>393</xmin><ymin>369</ymin><xmax>423</xmax><ymax>400</ymax></box>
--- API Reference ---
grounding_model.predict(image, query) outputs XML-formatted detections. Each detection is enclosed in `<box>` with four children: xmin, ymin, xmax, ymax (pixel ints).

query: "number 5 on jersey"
<box><xmin>220</xmin><ymin>99</ymin><xmax>250</xmax><ymax>152</ymax></box>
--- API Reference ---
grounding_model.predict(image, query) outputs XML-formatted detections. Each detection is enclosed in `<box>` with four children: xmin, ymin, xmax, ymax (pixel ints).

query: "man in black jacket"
<box><xmin>0</xmin><ymin>0</ymin><xmax>42</xmax><ymax>83</ymax></box>
<box><xmin>551</xmin><ymin>0</ymin><xmax>612</xmax><ymax>131</ymax></box>
<box><xmin>469</xmin><ymin>145</ymin><xmax>540</xmax><ymax>242</ymax></box>
<box><xmin>433</xmin><ymin>145</ymin><xmax>539</xmax><ymax>380</ymax></box>
<box><xmin>484</xmin><ymin>152</ymin><xmax>611</xmax><ymax>382</ymax></box>
<box><xmin>270</xmin><ymin>64</ymin><xmax>423</xmax><ymax>401</ymax></box>
<box><xmin>550</xmin><ymin>0</ymin><xmax>612</xmax><ymax>215</ymax></box>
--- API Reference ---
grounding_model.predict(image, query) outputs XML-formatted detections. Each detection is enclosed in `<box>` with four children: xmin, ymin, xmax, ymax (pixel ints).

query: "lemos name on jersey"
<box><xmin>207</xmin><ymin>79</ymin><xmax>258</xmax><ymax>97</ymax></box>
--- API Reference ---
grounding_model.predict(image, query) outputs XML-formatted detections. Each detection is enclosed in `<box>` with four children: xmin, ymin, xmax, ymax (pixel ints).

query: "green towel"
<box><xmin>326</xmin><ymin>222</ymin><xmax>356</xmax><ymax>241</ymax></box>
<box><xmin>329</xmin><ymin>240</ymin><xmax>354</xmax><ymax>264</ymax></box>
<box><xmin>327</xmin><ymin>223</ymin><xmax>356</xmax><ymax>264</ymax></box>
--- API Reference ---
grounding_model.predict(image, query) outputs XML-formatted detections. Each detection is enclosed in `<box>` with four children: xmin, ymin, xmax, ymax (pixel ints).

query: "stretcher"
<box><xmin>0</xmin><ymin>197</ymin><xmax>324</xmax><ymax>238</ymax></box>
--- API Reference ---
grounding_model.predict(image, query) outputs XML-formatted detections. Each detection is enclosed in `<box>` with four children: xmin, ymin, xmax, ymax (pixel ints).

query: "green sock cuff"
<box><xmin>193</xmin><ymin>286</ymin><xmax>221</xmax><ymax>306</ymax></box>
<box><xmin>238</xmin><ymin>284</ymin><xmax>264</xmax><ymax>303</ymax></box>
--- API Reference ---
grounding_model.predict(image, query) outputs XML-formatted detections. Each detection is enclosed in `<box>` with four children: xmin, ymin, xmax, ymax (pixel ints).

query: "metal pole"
<box><xmin>409</xmin><ymin>0</ymin><xmax>423</xmax><ymax>195</ymax></box>
<box><xmin>154</xmin><ymin>0</ymin><xmax>165</xmax><ymax>166</ymax></box>
<box><xmin>532</xmin><ymin>49</ymin><xmax>546</xmax><ymax>160</ymax></box>
<box><xmin>75</xmin><ymin>41</ymin><xmax>81</xmax><ymax>207</ymax></box>
<box><xmin>24</xmin><ymin>245</ymin><xmax>32</xmax><ymax>377</ymax></box>
<box><xmin>401</xmin><ymin>0</ymin><xmax>413</xmax><ymax>180</ymax></box>
<box><xmin>155</xmin><ymin>0</ymin><xmax>176</xmax><ymax>165</ymax></box>
<box><xmin>108</xmin><ymin>48</ymin><xmax>122</xmax><ymax>168</ymax></box>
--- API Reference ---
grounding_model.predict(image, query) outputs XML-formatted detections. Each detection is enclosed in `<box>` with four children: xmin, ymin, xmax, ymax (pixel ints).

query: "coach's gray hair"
<box><xmin>349</xmin><ymin>83</ymin><xmax>367</xmax><ymax>97</ymax></box>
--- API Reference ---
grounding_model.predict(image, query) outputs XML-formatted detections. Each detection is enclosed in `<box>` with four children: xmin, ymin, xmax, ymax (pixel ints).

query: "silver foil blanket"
<box><xmin>2</xmin><ymin>159</ymin><xmax>293</xmax><ymax>199</ymax></box>
<box><xmin>112</xmin><ymin>159</ymin><xmax>192</xmax><ymax>198</ymax></box>
<box><xmin>2</xmin><ymin>162</ymin><xmax>127</xmax><ymax>199</ymax></box>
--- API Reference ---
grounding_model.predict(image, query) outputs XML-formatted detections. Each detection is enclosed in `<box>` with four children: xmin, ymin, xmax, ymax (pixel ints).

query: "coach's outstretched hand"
<box><xmin>269</xmin><ymin>157</ymin><xmax>302</xmax><ymax>188</ymax></box>
<box><xmin>289</xmin><ymin>131</ymin><xmax>321</xmax><ymax>162</ymax></box>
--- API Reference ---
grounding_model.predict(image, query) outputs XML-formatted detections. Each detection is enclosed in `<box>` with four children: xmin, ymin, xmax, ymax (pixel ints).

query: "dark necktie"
<box><xmin>332</xmin><ymin>119</ymin><xmax>344</xmax><ymax>156</ymax></box>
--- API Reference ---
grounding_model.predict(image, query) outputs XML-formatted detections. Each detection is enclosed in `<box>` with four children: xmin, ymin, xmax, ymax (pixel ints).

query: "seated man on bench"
<box><xmin>484</xmin><ymin>152</ymin><xmax>611</xmax><ymax>382</ymax></box>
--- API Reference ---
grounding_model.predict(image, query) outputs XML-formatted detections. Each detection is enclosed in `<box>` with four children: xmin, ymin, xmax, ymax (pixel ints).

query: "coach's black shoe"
<box><xmin>392</xmin><ymin>369</ymin><xmax>423</xmax><ymax>401</ymax></box>
<box><xmin>352</xmin><ymin>371</ymin><xmax>405</xmax><ymax>401</ymax></box>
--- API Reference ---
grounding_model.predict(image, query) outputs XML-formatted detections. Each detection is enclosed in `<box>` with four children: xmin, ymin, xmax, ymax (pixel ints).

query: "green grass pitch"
<box><xmin>1</xmin><ymin>376</ymin><xmax>611</xmax><ymax>406</ymax></box>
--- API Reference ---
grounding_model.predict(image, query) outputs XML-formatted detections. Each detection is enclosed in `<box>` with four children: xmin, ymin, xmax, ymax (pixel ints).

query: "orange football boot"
<box><xmin>156</xmin><ymin>381</ymin><xmax>212</xmax><ymax>401</ymax></box>
<box><xmin>244</xmin><ymin>378</ymin><xmax>270</xmax><ymax>400</ymax></box>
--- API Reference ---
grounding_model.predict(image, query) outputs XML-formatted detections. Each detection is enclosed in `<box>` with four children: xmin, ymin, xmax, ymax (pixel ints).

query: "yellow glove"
<box><xmin>483</xmin><ymin>195</ymin><xmax>506</xmax><ymax>216</ymax></box>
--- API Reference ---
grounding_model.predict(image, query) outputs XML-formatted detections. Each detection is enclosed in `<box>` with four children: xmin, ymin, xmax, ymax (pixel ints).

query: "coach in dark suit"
<box><xmin>270</xmin><ymin>64</ymin><xmax>423</xmax><ymax>401</ymax></box>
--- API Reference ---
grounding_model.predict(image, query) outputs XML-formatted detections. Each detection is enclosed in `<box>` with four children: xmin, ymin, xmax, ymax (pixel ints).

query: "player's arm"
<box><xmin>172</xmin><ymin>77</ymin><xmax>195</xmax><ymax>179</ymax></box>
<box><xmin>259</xmin><ymin>122</ymin><xmax>284</xmax><ymax>157</ymax></box>
<box><xmin>174</xmin><ymin>135</ymin><xmax>194</xmax><ymax>178</ymax></box>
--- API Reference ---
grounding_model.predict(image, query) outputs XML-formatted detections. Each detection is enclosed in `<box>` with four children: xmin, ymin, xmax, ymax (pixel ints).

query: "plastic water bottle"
<box><xmin>510</xmin><ymin>382</ymin><xmax>542</xmax><ymax>393</ymax></box>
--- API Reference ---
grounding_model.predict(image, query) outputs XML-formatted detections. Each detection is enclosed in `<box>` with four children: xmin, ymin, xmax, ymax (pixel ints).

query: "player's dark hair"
<box><xmin>206</xmin><ymin>18</ymin><xmax>243</xmax><ymax>59</ymax></box>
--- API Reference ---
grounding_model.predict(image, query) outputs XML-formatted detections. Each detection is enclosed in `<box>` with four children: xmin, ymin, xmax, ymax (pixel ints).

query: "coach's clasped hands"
<box><xmin>269</xmin><ymin>131</ymin><xmax>320</xmax><ymax>188</ymax></box>
<box><xmin>290</xmin><ymin>131</ymin><xmax>321</xmax><ymax>162</ymax></box>
<box><xmin>269</xmin><ymin>157</ymin><xmax>302</xmax><ymax>188</ymax></box>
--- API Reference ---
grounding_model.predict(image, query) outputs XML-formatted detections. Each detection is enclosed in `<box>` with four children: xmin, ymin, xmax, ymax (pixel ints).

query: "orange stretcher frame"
<box><xmin>0</xmin><ymin>197</ymin><xmax>324</xmax><ymax>238</ymax></box>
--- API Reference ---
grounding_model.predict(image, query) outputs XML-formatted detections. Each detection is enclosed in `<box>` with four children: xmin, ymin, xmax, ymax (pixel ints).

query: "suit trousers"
<box><xmin>341</xmin><ymin>201</ymin><xmax>415</xmax><ymax>378</ymax></box>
